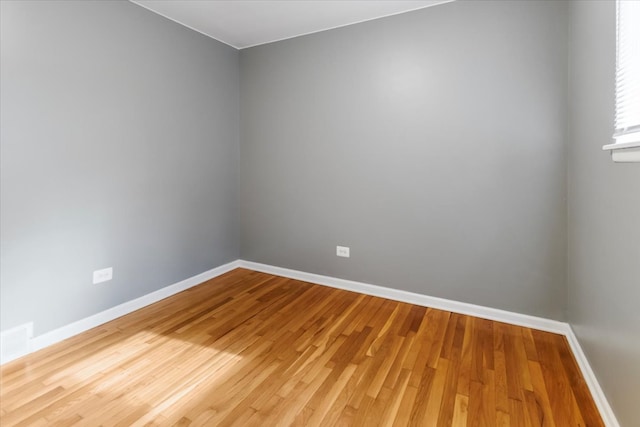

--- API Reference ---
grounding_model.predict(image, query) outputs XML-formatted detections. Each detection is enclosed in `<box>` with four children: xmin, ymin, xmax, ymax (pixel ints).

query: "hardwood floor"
<box><xmin>0</xmin><ymin>268</ymin><xmax>603</xmax><ymax>426</ymax></box>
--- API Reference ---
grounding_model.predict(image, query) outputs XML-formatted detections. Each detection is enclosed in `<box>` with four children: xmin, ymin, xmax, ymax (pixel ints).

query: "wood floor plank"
<box><xmin>451</xmin><ymin>393</ymin><xmax>469</xmax><ymax>426</ymax></box>
<box><xmin>1</xmin><ymin>268</ymin><xmax>604</xmax><ymax>426</ymax></box>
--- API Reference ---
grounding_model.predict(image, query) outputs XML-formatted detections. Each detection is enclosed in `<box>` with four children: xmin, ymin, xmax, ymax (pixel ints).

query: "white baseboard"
<box><xmin>238</xmin><ymin>259</ymin><xmax>620</xmax><ymax>427</ymax></box>
<box><xmin>0</xmin><ymin>260</ymin><xmax>240</xmax><ymax>365</ymax></box>
<box><xmin>564</xmin><ymin>326</ymin><xmax>621</xmax><ymax>427</ymax></box>
<box><xmin>238</xmin><ymin>260</ymin><xmax>568</xmax><ymax>334</ymax></box>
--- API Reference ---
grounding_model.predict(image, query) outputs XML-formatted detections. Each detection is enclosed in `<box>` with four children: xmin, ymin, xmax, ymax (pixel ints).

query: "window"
<box><xmin>603</xmin><ymin>0</ymin><xmax>640</xmax><ymax>162</ymax></box>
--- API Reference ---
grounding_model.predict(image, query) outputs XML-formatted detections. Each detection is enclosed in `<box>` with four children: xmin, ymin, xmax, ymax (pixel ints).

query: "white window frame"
<box><xmin>603</xmin><ymin>0</ymin><xmax>640</xmax><ymax>162</ymax></box>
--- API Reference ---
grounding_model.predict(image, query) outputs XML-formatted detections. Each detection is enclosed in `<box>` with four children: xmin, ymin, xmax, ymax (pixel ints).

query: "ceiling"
<box><xmin>130</xmin><ymin>1</ymin><xmax>453</xmax><ymax>49</ymax></box>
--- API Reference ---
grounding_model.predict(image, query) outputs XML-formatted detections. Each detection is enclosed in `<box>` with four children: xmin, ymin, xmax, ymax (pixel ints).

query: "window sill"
<box><xmin>602</xmin><ymin>142</ymin><xmax>640</xmax><ymax>163</ymax></box>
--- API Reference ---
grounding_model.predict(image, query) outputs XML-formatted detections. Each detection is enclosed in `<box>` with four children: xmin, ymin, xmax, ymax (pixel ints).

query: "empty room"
<box><xmin>1</xmin><ymin>0</ymin><xmax>638</xmax><ymax>425</ymax></box>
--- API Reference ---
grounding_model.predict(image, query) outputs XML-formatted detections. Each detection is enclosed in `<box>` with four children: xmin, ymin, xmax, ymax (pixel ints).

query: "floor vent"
<box><xmin>1</xmin><ymin>322</ymin><xmax>33</xmax><ymax>364</ymax></box>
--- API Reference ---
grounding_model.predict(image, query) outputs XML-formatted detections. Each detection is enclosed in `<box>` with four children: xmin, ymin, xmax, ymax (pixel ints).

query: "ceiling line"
<box><xmin>130</xmin><ymin>0</ymin><xmax>240</xmax><ymax>50</ymax></box>
<box><xmin>239</xmin><ymin>0</ymin><xmax>455</xmax><ymax>50</ymax></box>
<box><xmin>130</xmin><ymin>0</ymin><xmax>454</xmax><ymax>50</ymax></box>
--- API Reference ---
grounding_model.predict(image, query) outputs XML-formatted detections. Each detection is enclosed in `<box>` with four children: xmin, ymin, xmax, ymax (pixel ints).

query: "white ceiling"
<box><xmin>130</xmin><ymin>1</ymin><xmax>452</xmax><ymax>49</ymax></box>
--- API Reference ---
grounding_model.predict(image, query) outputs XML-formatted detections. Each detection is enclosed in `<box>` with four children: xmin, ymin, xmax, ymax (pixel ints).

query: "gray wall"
<box><xmin>567</xmin><ymin>2</ymin><xmax>640</xmax><ymax>426</ymax></box>
<box><xmin>0</xmin><ymin>0</ymin><xmax>239</xmax><ymax>336</ymax></box>
<box><xmin>240</xmin><ymin>0</ymin><xmax>568</xmax><ymax>319</ymax></box>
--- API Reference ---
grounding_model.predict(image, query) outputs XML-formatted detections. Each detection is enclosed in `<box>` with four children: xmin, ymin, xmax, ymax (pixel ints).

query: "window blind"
<box><xmin>614</xmin><ymin>0</ymin><xmax>640</xmax><ymax>146</ymax></box>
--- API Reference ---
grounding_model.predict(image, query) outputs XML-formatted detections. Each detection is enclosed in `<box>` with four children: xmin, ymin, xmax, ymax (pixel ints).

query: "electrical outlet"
<box><xmin>336</xmin><ymin>246</ymin><xmax>350</xmax><ymax>258</ymax></box>
<box><xmin>93</xmin><ymin>267</ymin><xmax>113</xmax><ymax>284</ymax></box>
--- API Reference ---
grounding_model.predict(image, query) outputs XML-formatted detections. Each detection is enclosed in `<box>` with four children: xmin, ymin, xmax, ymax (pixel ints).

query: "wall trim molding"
<box><xmin>0</xmin><ymin>260</ymin><xmax>240</xmax><ymax>365</ymax></box>
<box><xmin>238</xmin><ymin>260</ymin><xmax>568</xmax><ymax>333</ymax></box>
<box><xmin>1</xmin><ymin>259</ymin><xmax>619</xmax><ymax>426</ymax></box>
<box><xmin>238</xmin><ymin>260</ymin><xmax>620</xmax><ymax>427</ymax></box>
<box><xmin>563</xmin><ymin>326</ymin><xmax>621</xmax><ymax>427</ymax></box>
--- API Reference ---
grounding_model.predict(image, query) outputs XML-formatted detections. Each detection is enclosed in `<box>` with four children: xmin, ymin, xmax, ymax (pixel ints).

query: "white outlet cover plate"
<box><xmin>93</xmin><ymin>267</ymin><xmax>113</xmax><ymax>284</ymax></box>
<box><xmin>336</xmin><ymin>246</ymin><xmax>350</xmax><ymax>258</ymax></box>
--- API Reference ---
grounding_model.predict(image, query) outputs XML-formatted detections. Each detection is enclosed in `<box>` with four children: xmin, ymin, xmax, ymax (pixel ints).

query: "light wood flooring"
<box><xmin>0</xmin><ymin>268</ymin><xmax>603</xmax><ymax>426</ymax></box>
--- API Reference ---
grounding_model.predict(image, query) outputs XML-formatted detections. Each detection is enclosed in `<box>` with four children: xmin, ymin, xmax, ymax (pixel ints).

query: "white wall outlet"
<box><xmin>93</xmin><ymin>267</ymin><xmax>113</xmax><ymax>284</ymax></box>
<box><xmin>336</xmin><ymin>246</ymin><xmax>350</xmax><ymax>258</ymax></box>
